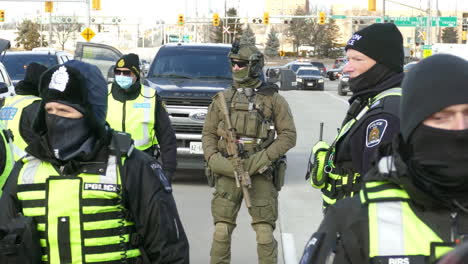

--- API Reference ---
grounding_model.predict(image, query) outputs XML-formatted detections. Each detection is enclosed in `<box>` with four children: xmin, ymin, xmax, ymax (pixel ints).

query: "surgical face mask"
<box><xmin>115</xmin><ymin>75</ymin><xmax>134</xmax><ymax>90</ymax></box>
<box><xmin>46</xmin><ymin>113</ymin><xmax>96</xmax><ymax>161</ymax></box>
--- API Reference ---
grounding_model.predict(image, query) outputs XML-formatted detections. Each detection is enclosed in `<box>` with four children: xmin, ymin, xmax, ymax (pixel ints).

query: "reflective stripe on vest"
<box><xmin>107</xmin><ymin>84</ymin><xmax>158</xmax><ymax>150</ymax></box>
<box><xmin>0</xmin><ymin>128</ymin><xmax>13</xmax><ymax>196</ymax></box>
<box><xmin>1</xmin><ymin>95</ymin><xmax>38</xmax><ymax>160</ymax></box>
<box><xmin>321</xmin><ymin>88</ymin><xmax>402</xmax><ymax>207</ymax></box>
<box><xmin>360</xmin><ymin>182</ymin><xmax>454</xmax><ymax>261</ymax></box>
<box><xmin>16</xmin><ymin>155</ymin><xmax>141</xmax><ymax>263</ymax></box>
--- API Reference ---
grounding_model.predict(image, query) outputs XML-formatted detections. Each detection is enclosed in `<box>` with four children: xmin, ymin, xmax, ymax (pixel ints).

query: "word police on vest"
<box><xmin>84</xmin><ymin>183</ymin><xmax>118</xmax><ymax>192</ymax></box>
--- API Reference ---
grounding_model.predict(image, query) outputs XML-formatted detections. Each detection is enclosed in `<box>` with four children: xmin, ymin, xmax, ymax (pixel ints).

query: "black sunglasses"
<box><xmin>231</xmin><ymin>60</ymin><xmax>249</xmax><ymax>68</ymax></box>
<box><xmin>114</xmin><ymin>69</ymin><xmax>132</xmax><ymax>76</ymax></box>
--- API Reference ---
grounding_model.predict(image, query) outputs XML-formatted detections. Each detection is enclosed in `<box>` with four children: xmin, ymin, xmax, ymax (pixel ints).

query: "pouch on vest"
<box><xmin>273</xmin><ymin>155</ymin><xmax>287</xmax><ymax>191</ymax></box>
<box><xmin>204</xmin><ymin>160</ymin><xmax>215</xmax><ymax>187</ymax></box>
<box><xmin>307</xmin><ymin>141</ymin><xmax>329</xmax><ymax>189</ymax></box>
<box><xmin>0</xmin><ymin>215</ymin><xmax>41</xmax><ymax>264</ymax></box>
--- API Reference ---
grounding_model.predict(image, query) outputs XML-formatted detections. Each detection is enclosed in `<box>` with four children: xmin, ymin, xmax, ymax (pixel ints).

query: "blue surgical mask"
<box><xmin>115</xmin><ymin>75</ymin><xmax>134</xmax><ymax>90</ymax></box>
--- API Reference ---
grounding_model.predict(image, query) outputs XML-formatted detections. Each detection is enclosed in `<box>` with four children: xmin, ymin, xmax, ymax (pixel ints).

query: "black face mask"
<box><xmin>46</xmin><ymin>113</ymin><xmax>97</xmax><ymax>161</ymax></box>
<box><xmin>348</xmin><ymin>63</ymin><xmax>394</xmax><ymax>94</ymax></box>
<box><xmin>407</xmin><ymin>125</ymin><xmax>468</xmax><ymax>204</ymax></box>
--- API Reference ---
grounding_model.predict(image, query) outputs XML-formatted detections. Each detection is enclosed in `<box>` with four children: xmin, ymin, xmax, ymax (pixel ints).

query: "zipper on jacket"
<box><xmin>122</xmin><ymin>101</ymin><xmax>126</xmax><ymax>132</ymax></box>
<box><xmin>58</xmin><ymin>216</ymin><xmax>72</xmax><ymax>263</ymax></box>
<box><xmin>450</xmin><ymin>212</ymin><xmax>458</xmax><ymax>243</ymax></box>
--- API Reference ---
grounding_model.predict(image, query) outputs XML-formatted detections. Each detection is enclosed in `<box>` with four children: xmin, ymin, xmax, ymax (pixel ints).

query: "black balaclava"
<box><xmin>112</xmin><ymin>53</ymin><xmax>141</xmax><ymax>101</ymax></box>
<box><xmin>33</xmin><ymin>62</ymin><xmax>108</xmax><ymax>162</ymax></box>
<box><xmin>400</xmin><ymin>54</ymin><xmax>468</xmax><ymax>207</ymax></box>
<box><xmin>15</xmin><ymin>62</ymin><xmax>48</xmax><ymax>96</ymax></box>
<box><xmin>347</xmin><ymin>63</ymin><xmax>395</xmax><ymax>94</ymax></box>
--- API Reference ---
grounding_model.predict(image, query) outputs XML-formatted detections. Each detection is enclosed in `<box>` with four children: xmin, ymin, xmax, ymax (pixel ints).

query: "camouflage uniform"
<box><xmin>202</xmin><ymin>43</ymin><xmax>297</xmax><ymax>264</ymax></box>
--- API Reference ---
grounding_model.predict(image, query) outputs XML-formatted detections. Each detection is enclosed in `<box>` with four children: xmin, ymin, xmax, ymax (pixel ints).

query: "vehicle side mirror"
<box><xmin>0</xmin><ymin>82</ymin><xmax>9</xmax><ymax>94</ymax></box>
<box><xmin>107</xmin><ymin>65</ymin><xmax>115</xmax><ymax>84</ymax></box>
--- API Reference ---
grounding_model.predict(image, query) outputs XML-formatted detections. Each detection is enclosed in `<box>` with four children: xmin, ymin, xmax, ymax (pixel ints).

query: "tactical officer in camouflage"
<box><xmin>202</xmin><ymin>42</ymin><xmax>296</xmax><ymax>264</ymax></box>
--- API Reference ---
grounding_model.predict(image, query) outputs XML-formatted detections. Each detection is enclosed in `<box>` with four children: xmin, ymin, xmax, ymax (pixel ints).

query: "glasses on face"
<box><xmin>231</xmin><ymin>59</ymin><xmax>249</xmax><ymax>68</ymax></box>
<box><xmin>114</xmin><ymin>69</ymin><xmax>132</xmax><ymax>76</ymax></box>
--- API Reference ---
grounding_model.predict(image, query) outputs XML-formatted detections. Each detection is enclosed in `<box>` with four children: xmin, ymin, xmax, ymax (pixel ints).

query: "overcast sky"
<box><xmin>0</xmin><ymin>0</ymin><xmax>467</xmax><ymax>25</ymax></box>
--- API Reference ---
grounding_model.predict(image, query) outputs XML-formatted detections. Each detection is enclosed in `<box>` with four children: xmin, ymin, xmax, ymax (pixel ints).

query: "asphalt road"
<box><xmin>172</xmin><ymin>79</ymin><xmax>351</xmax><ymax>264</ymax></box>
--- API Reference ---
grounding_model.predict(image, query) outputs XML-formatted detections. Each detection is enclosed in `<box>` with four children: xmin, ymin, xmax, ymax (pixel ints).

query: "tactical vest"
<box><xmin>361</xmin><ymin>178</ymin><xmax>454</xmax><ymax>263</ymax></box>
<box><xmin>0</xmin><ymin>95</ymin><xmax>39</xmax><ymax>160</ymax></box>
<box><xmin>107</xmin><ymin>84</ymin><xmax>158</xmax><ymax>151</ymax></box>
<box><xmin>321</xmin><ymin>88</ymin><xmax>402</xmax><ymax>208</ymax></box>
<box><xmin>217</xmin><ymin>88</ymin><xmax>276</xmax><ymax>156</ymax></box>
<box><xmin>16</xmin><ymin>155</ymin><xmax>142</xmax><ymax>264</ymax></box>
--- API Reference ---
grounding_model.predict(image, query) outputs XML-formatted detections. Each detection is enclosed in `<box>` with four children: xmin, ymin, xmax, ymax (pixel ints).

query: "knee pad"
<box><xmin>254</xmin><ymin>223</ymin><xmax>274</xmax><ymax>244</ymax></box>
<box><xmin>213</xmin><ymin>222</ymin><xmax>233</xmax><ymax>243</ymax></box>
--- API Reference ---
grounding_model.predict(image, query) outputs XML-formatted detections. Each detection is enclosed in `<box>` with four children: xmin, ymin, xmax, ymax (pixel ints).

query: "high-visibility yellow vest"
<box><xmin>361</xmin><ymin>180</ymin><xmax>454</xmax><ymax>263</ymax></box>
<box><xmin>0</xmin><ymin>95</ymin><xmax>39</xmax><ymax>160</ymax></box>
<box><xmin>0</xmin><ymin>128</ymin><xmax>13</xmax><ymax>196</ymax></box>
<box><xmin>107</xmin><ymin>84</ymin><xmax>158</xmax><ymax>151</ymax></box>
<box><xmin>317</xmin><ymin>88</ymin><xmax>402</xmax><ymax>208</ymax></box>
<box><xmin>16</xmin><ymin>155</ymin><xmax>141</xmax><ymax>263</ymax></box>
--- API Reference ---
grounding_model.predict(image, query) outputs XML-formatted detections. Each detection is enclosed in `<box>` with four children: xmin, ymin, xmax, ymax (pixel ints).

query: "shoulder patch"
<box><xmin>366</xmin><ymin>119</ymin><xmax>388</xmax><ymax>148</ymax></box>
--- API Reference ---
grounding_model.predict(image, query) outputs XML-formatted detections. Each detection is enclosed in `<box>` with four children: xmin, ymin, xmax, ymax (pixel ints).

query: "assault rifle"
<box><xmin>216</xmin><ymin>92</ymin><xmax>252</xmax><ymax>208</ymax></box>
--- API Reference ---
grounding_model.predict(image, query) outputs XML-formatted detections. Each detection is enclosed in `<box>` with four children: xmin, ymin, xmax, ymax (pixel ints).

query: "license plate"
<box><xmin>307</xmin><ymin>82</ymin><xmax>314</xmax><ymax>86</ymax></box>
<box><xmin>189</xmin><ymin>142</ymin><xmax>204</xmax><ymax>154</ymax></box>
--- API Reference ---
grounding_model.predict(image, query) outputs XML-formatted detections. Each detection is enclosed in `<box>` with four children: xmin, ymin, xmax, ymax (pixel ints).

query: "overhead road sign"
<box><xmin>375</xmin><ymin>16</ymin><xmax>457</xmax><ymax>27</ymax></box>
<box><xmin>331</xmin><ymin>15</ymin><xmax>346</xmax><ymax>19</ymax></box>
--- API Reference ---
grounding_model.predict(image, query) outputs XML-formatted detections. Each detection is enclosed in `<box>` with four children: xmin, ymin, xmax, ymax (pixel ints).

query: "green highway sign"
<box><xmin>422</xmin><ymin>45</ymin><xmax>432</xmax><ymax>50</ymax></box>
<box><xmin>375</xmin><ymin>16</ymin><xmax>457</xmax><ymax>27</ymax></box>
<box><xmin>331</xmin><ymin>15</ymin><xmax>346</xmax><ymax>19</ymax></box>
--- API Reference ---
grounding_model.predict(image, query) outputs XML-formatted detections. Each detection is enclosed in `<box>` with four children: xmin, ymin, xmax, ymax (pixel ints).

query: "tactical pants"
<box><xmin>210</xmin><ymin>174</ymin><xmax>278</xmax><ymax>264</ymax></box>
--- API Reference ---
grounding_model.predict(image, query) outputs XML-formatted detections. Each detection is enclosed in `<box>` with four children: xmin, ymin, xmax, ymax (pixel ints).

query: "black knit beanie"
<box><xmin>400</xmin><ymin>54</ymin><xmax>468</xmax><ymax>141</ymax></box>
<box><xmin>345</xmin><ymin>23</ymin><xmax>404</xmax><ymax>73</ymax></box>
<box><xmin>15</xmin><ymin>62</ymin><xmax>48</xmax><ymax>96</ymax></box>
<box><xmin>115</xmin><ymin>53</ymin><xmax>140</xmax><ymax>77</ymax></box>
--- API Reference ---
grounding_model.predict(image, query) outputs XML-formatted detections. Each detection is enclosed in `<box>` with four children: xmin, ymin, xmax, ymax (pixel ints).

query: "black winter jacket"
<box><xmin>301</xmin><ymin>136</ymin><xmax>468</xmax><ymax>264</ymax></box>
<box><xmin>0</xmin><ymin>130</ymin><xmax>189</xmax><ymax>264</ymax></box>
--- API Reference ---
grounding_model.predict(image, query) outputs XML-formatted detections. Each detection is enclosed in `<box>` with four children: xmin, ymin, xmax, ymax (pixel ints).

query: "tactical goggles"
<box><xmin>114</xmin><ymin>69</ymin><xmax>133</xmax><ymax>76</ymax></box>
<box><xmin>231</xmin><ymin>59</ymin><xmax>249</xmax><ymax>68</ymax></box>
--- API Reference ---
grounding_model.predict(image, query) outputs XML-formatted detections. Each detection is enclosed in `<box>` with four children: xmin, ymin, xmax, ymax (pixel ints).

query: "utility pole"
<box><xmin>426</xmin><ymin>0</ymin><xmax>431</xmax><ymax>45</ymax></box>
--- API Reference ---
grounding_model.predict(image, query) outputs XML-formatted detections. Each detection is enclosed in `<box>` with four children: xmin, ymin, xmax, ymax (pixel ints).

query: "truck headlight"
<box><xmin>318</xmin><ymin>79</ymin><xmax>324</xmax><ymax>83</ymax></box>
<box><xmin>296</xmin><ymin>78</ymin><xmax>302</xmax><ymax>82</ymax></box>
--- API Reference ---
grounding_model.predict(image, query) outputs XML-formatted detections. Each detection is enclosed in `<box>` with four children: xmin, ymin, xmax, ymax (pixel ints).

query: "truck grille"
<box><xmin>173</xmin><ymin>124</ymin><xmax>203</xmax><ymax>133</ymax></box>
<box><xmin>164</xmin><ymin>97</ymin><xmax>212</xmax><ymax>107</ymax></box>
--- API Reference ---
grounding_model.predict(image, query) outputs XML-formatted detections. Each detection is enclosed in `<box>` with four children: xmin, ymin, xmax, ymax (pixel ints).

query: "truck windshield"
<box><xmin>3</xmin><ymin>54</ymin><xmax>57</xmax><ymax>81</ymax></box>
<box><xmin>149</xmin><ymin>47</ymin><xmax>232</xmax><ymax>79</ymax></box>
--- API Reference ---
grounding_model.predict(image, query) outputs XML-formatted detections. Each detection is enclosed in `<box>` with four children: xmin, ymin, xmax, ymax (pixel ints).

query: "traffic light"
<box><xmin>0</xmin><ymin>10</ymin><xmax>4</xmax><ymax>22</ymax></box>
<box><xmin>45</xmin><ymin>1</ymin><xmax>53</xmax><ymax>13</ymax></box>
<box><xmin>178</xmin><ymin>14</ymin><xmax>184</xmax><ymax>26</ymax></box>
<box><xmin>92</xmin><ymin>0</ymin><xmax>101</xmax><ymax>10</ymax></box>
<box><xmin>368</xmin><ymin>0</ymin><xmax>376</xmax><ymax>11</ymax></box>
<box><xmin>212</xmin><ymin>13</ymin><xmax>220</xmax><ymax>26</ymax></box>
<box><xmin>263</xmin><ymin>12</ymin><xmax>269</xmax><ymax>25</ymax></box>
<box><xmin>318</xmin><ymin>11</ymin><xmax>326</xmax><ymax>25</ymax></box>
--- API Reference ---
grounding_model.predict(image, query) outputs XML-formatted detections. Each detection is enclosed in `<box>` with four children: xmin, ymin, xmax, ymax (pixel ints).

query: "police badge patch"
<box><xmin>366</xmin><ymin>119</ymin><xmax>388</xmax><ymax>148</ymax></box>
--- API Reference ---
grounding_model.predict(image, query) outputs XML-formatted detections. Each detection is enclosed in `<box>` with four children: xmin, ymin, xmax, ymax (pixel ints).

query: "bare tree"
<box><xmin>53</xmin><ymin>17</ymin><xmax>82</xmax><ymax>50</ymax></box>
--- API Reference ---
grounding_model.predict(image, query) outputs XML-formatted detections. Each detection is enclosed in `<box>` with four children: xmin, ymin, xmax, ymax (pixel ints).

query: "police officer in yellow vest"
<box><xmin>1</xmin><ymin>62</ymin><xmax>48</xmax><ymax>161</ymax></box>
<box><xmin>308</xmin><ymin>23</ymin><xmax>405</xmax><ymax>210</ymax></box>
<box><xmin>0</xmin><ymin>61</ymin><xmax>189</xmax><ymax>263</ymax></box>
<box><xmin>300</xmin><ymin>54</ymin><xmax>468</xmax><ymax>263</ymax></box>
<box><xmin>107</xmin><ymin>54</ymin><xmax>177</xmax><ymax>181</ymax></box>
